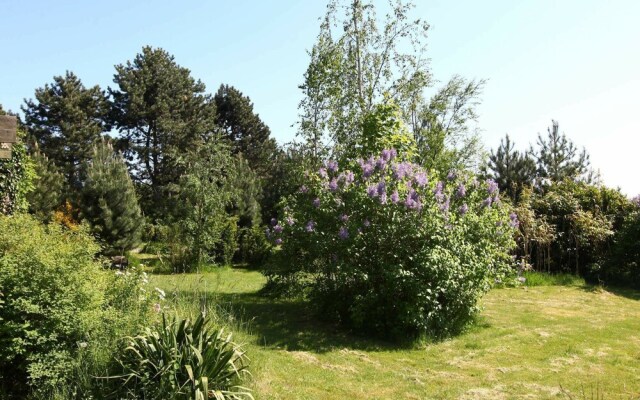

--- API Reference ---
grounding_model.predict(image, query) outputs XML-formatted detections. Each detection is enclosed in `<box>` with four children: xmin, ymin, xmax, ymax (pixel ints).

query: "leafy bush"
<box><xmin>110</xmin><ymin>313</ymin><xmax>252</xmax><ymax>400</ymax></box>
<box><xmin>216</xmin><ymin>216</ymin><xmax>239</xmax><ymax>266</ymax></box>
<box><xmin>237</xmin><ymin>226</ymin><xmax>272</xmax><ymax>266</ymax></box>
<box><xmin>597</xmin><ymin>199</ymin><xmax>640</xmax><ymax>289</ymax></box>
<box><xmin>0</xmin><ymin>214</ymin><xmax>107</xmax><ymax>396</ymax></box>
<box><xmin>265</xmin><ymin>149</ymin><xmax>516</xmax><ymax>339</ymax></box>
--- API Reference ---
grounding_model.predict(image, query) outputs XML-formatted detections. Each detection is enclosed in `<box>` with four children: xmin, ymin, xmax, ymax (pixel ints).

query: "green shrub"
<box><xmin>237</xmin><ymin>226</ymin><xmax>272</xmax><ymax>266</ymax></box>
<box><xmin>110</xmin><ymin>313</ymin><xmax>252</xmax><ymax>400</ymax></box>
<box><xmin>522</xmin><ymin>271</ymin><xmax>585</xmax><ymax>287</ymax></box>
<box><xmin>216</xmin><ymin>216</ymin><xmax>239</xmax><ymax>266</ymax></box>
<box><xmin>265</xmin><ymin>149</ymin><xmax>517</xmax><ymax>340</ymax></box>
<box><xmin>0</xmin><ymin>214</ymin><xmax>107</xmax><ymax>396</ymax></box>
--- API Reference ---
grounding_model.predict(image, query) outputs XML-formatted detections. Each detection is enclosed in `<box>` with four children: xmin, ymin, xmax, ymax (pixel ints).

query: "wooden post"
<box><xmin>0</xmin><ymin>115</ymin><xmax>18</xmax><ymax>159</ymax></box>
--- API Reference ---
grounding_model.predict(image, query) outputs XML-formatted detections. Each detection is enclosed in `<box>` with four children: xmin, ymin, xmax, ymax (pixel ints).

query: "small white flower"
<box><xmin>155</xmin><ymin>287</ymin><xmax>166</xmax><ymax>300</ymax></box>
<box><xmin>78</xmin><ymin>342</ymin><xmax>88</xmax><ymax>348</ymax></box>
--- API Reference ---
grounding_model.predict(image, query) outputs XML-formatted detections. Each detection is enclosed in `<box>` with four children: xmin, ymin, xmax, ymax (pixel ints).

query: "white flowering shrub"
<box><xmin>265</xmin><ymin>149</ymin><xmax>517</xmax><ymax>339</ymax></box>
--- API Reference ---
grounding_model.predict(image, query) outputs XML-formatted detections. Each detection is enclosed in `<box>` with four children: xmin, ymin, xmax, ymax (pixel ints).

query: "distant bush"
<box><xmin>109</xmin><ymin>313</ymin><xmax>252</xmax><ymax>400</ymax></box>
<box><xmin>522</xmin><ymin>271</ymin><xmax>585</xmax><ymax>287</ymax></box>
<box><xmin>596</xmin><ymin>199</ymin><xmax>640</xmax><ymax>289</ymax></box>
<box><xmin>265</xmin><ymin>149</ymin><xmax>517</xmax><ymax>340</ymax></box>
<box><xmin>237</xmin><ymin>226</ymin><xmax>272</xmax><ymax>266</ymax></box>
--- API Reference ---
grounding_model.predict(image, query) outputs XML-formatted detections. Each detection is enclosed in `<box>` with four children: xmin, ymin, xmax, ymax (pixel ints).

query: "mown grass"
<box><xmin>152</xmin><ymin>267</ymin><xmax>640</xmax><ymax>399</ymax></box>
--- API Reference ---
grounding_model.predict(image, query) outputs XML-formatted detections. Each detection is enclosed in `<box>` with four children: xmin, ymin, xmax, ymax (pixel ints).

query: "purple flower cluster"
<box><xmin>273</xmin><ymin>224</ymin><xmax>283</xmax><ymax>234</ymax></box>
<box><xmin>318</xmin><ymin>168</ymin><xmax>328</xmax><ymax>179</ymax></box>
<box><xmin>340</xmin><ymin>214</ymin><xmax>349</xmax><ymax>222</ymax></box>
<box><xmin>299</xmin><ymin>185</ymin><xmax>309</xmax><ymax>193</ymax></box>
<box><xmin>305</xmin><ymin>220</ymin><xmax>316</xmax><ymax>232</ymax></box>
<box><xmin>313</xmin><ymin>198</ymin><xmax>321</xmax><ymax>208</ymax></box>
<box><xmin>391</xmin><ymin>190</ymin><xmax>400</xmax><ymax>204</ymax></box>
<box><xmin>414</xmin><ymin>171</ymin><xmax>428</xmax><ymax>187</ymax></box>
<box><xmin>434</xmin><ymin>181</ymin><xmax>444</xmax><ymax>202</ymax></box>
<box><xmin>456</xmin><ymin>184</ymin><xmax>466</xmax><ymax>198</ymax></box>
<box><xmin>509</xmin><ymin>212</ymin><xmax>519</xmax><ymax>228</ymax></box>
<box><xmin>487</xmin><ymin>179</ymin><xmax>499</xmax><ymax>195</ymax></box>
<box><xmin>447</xmin><ymin>170</ymin><xmax>457</xmax><ymax>181</ymax></box>
<box><xmin>404</xmin><ymin>189</ymin><xmax>422</xmax><ymax>211</ymax></box>
<box><xmin>392</xmin><ymin>162</ymin><xmax>413</xmax><ymax>180</ymax></box>
<box><xmin>328</xmin><ymin>179</ymin><xmax>339</xmax><ymax>192</ymax></box>
<box><xmin>459</xmin><ymin>203</ymin><xmax>469</xmax><ymax>215</ymax></box>
<box><xmin>338</xmin><ymin>170</ymin><xmax>355</xmax><ymax>187</ymax></box>
<box><xmin>286</xmin><ymin>216</ymin><xmax>295</xmax><ymax>226</ymax></box>
<box><xmin>338</xmin><ymin>226</ymin><xmax>349</xmax><ymax>240</ymax></box>
<box><xmin>326</xmin><ymin>160</ymin><xmax>338</xmax><ymax>173</ymax></box>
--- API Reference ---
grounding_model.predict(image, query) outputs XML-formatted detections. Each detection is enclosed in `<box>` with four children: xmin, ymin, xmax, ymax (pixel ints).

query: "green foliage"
<box><xmin>27</xmin><ymin>147</ymin><xmax>64</xmax><ymax>221</ymax></box>
<box><xmin>227</xmin><ymin>156</ymin><xmax>262</xmax><ymax>228</ymax></box>
<box><xmin>484</xmin><ymin>134</ymin><xmax>536</xmax><ymax>202</ymax></box>
<box><xmin>522</xmin><ymin>271</ymin><xmax>585</xmax><ymax>287</ymax></box>
<box><xmin>22</xmin><ymin>71</ymin><xmax>109</xmax><ymax>189</ymax></box>
<box><xmin>217</xmin><ymin>216</ymin><xmax>239</xmax><ymax>266</ymax></box>
<box><xmin>0</xmin><ymin>214</ymin><xmax>106</xmax><ymax>395</ymax></box>
<box><xmin>0</xmin><ymin>131</ymin><xmax>34</xmax><ymax>216</ymax></box>
<box><xmin>110</xmin><ymin>46</ymin><xmax>217</xmax><ymax>219</ymax></box>
<box><xmin>532</xmin><ymin>120</ymin><xmax>590</xmax><ymax>182</ymax></box>
<box><xmin>266</xmin><ymin>150</ymin><xmax>516</xmax><ymax>340</ymax></box>
<box><xmin>237</xmin><ymin>226</ymin><xmax>272</xmax><ymax>266</ymax></box>
<box><xmin>297</xmin><ymin>0</ymin><xmax>430</xmax><ymax>160</ymax></box>
<box><xmin>414</xmin><ymin>76</ymin><xmax>485</xmax><ymax>172</ymax></box>
<box><xmin>358</xmin><ymin>101</ymin><xmax>417</xmax><ymax>159</ymax></box>
<box><xmin>597</xmin><ymin>200</ymin><xmax>640</xmax><ymax>288</ymax></box>
<box><xmin>171</xmin><ymin>139</ymin><xmax>237</xmax><ymax>272</ymax></box>
<box><xmin>80</xmin><ymin>140</ymin><xmax>144</xmax><ymax>254</ymax></box>
<box><xmin>110</xmin><ymin>313</ymin><xmax>252</xmax><ymax>400</ymax></box>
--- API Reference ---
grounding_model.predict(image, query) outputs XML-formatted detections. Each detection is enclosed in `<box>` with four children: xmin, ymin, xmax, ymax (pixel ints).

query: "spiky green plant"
<box><xmin>111</xmin><ymin>313</ymin><xmax>252</xmax><ymax>400</ymax></box>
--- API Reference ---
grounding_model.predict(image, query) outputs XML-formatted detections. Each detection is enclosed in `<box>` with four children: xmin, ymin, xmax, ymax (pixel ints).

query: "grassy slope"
<box><xmin>152</xmin><ymin>269</ymin><xmax>640</xmax><ymax>400</ymax></box>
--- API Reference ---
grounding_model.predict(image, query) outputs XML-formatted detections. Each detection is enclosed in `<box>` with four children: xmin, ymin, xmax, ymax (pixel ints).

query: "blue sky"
<box><xmin>1</xmin><ymin>0</ymin><xmax>638</xmax><ymax>195</ymax></box>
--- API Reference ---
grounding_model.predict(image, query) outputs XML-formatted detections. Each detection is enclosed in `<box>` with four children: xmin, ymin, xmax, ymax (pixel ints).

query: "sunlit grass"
<box><xmin>152</xmin><ymin>268</ymin><xmax>640</xmax><ymax>399</ymax></box>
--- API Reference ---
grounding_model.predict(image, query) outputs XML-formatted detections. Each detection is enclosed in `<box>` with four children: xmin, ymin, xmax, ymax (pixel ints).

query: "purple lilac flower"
<box><xmin>434</xmin><ymin>181</ymin><xmax>444</xmax><ymax>202</ymax></box>
<box><xmin>404</xmin><ymin>189</ymin><xmax>422</xmax><ymax>211</ymax></box>
<box><xmin>447</xmin><ymin>170</ymin><xmax>457</xmax><ymax>181</ymax></box>
<box><xmin>318</xmin><ymin>168</ymin><xmax>328</xmax><ymax>179</ymax></box>
<box><xmin>275</xmin><ymin>238</ymin><xmax>283</xmax><ymax>245</ymax></box>
<box><xmin>389</xmin><ymin>148</ymin><xmax>397</xmax><ymax>159</ymax></box>
<box><xmin>439</xmin><ymin>196</ymin><xmax>450</xmax><ymax>213</ymax></box>
<box><xmin>376</xmin><ymin>181</ymin><xmax>386</xmax><ymax>196</ymax></box>
<box><xmin>392</xmin><ymin>162</ymin><xmax>412</xmax><ymax>180</ymax></box>
<box><xmin>482</xmin><ymin>197</ymin><xmax>493</xmax><ymax>208</ymax></box>
<box><xmin>414</xmin><ymin>171</ymin><xmax>428</xmax><ymax>187</ymax></box>
<box><xmin>459</xmin><ymin>203</ymin><xmax>469</xmax><ymax>215</ymax></box>
<box><xmin>379</xmin><ymin>192</ymin><xmax>388</xmax><ymax>204</ymax></box>
<box><xmin>265</xmin><ymin>228</ymin><xmax>271</xmax><ymax>238</ymax></box>
<box><xmin>367</xmin><ymin>185</ymin><xmax>378</xmax><ymax>198</ymax></box>
<box><xmin>340</xmin><ymin>214</ymin><xmax>349</xmax><ymax>222</ymax></box>
<box><xmin>338</xmin><ymin>226</ymin><xmax>349</xmax><ymax>240</ymax></box>
<box><xmin>270</xmin><ymin>218</ymin><xmax>278</xmax><ymax>226</ymax></box>
<box><xmin>391</xmin><ymin>190</ymin><xmax>400</xmax><ymax>204</ymax></box>
<box><xmin>340</xmin><ymin>171</ymin><xmax>355</xmax><ymax>186</ymax></box>
<box><xmin>375</xmin><ymin>157</ymin><xmax>387</xmax><ymax>170</ymax></box>
<box><xmin>273</xmin><ymin>224</ymin><xmax>283</xmax><ymax>234</ymax></box>
<box><xmin>326</xmin><ymin>160</ymin><xmax>338</xmax><ymax>173</ymax></box>
<box><xmin>456</xmin><ymin>184</ymin><xmax>466</xmax><ymax>198</ymax></box>
<box><xmin>632</xmin><ymin>195</ymin><xmax>640</xmax><ymax>207</ymax></box>
<box><xmin>362</xmin><ymin>163</ymin><xmax>375</xmax><ymax>179</ymax></box>
<box><xmin>381</xmin><ymin>149</ymin><xmax>393</xmax><ymax>162</ymax></box>
<box><xmin>299</xmin><ymin>185</ymin><xmax>309</xmax><ymax>193</ymax></box>
<box><xmin>492</xmin><ymin>195</ymin><xmax>501</xmax><ymax>206</ymax></box>
<box><xmin>305</xmin><ymin>220</ymin><xmax>316</xmax><ymax>232</ymax></box>
<box><xmin>487</xmin><ymin>179</ymin><xmax>499</xmax><ymax>195</ymax></box>
<box><xmin>509</xmin><ymin>212</ymin><xmax>519</xmax><ymax>228</ymax></box>
<box><xmin>313</xmin><ymin>198</ymin><xmax>321</xmax><ymax>208</ymax></box>
<box><xmin>286</xmin><ymin>216</ymin><xmax>295</xmax><ymax>226</ymax></box>
<box><xmin>363</xmin><ymin>219</ymin><xmax>371</xmax><ymax>227</ymax></box>
<box><xmin>328</xmin><ymin>178</ymin><xmax>339</xmax><ymax>192</ymax></box>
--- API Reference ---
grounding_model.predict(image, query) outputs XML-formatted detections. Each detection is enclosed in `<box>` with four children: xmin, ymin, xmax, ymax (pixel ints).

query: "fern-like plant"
<box><xmin>110</xmin><ymin>313</ymin><xmax>252</xmax><ymax>400</ymax></box>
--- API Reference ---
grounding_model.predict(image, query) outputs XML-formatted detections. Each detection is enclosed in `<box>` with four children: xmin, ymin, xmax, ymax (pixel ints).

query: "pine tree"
<box><xmin>110</xmin><ymin>46</ymin><xmax>217</xmax><ymax>219</ymax></box>
<box><xmin>532</xmin><ymin>120</ymin><xmax>590</xmax><ymax>182</ymax></box>
<box><xmin>80</xmin><ymin>140</ymin><xmax>144</xmax><ymax>254</ymax></box>
<box><xmin>214</xmin><ymin>84</ymin><xmax>278</xmax><ymax>179</ymax></box>
<box><xmin>27</xmin><ymin>147</ymin><xmax>64</xmax><ymax>221</ymax></box>
<box><xmin>485</xmin><ymin>134</ymin><xmax>536</xmax><ymax>202</ymax></box>
<box><xmin>22</xmin><ymin>71</ymin><xmax>109</xmax><ymax>189</ymax></box>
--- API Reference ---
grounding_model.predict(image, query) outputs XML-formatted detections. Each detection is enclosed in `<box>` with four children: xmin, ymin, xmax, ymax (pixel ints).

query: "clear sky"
<box><xmin>1</xmin><ymin>0</ymin><xmax>638</xmax><ymax>196</ymax></box>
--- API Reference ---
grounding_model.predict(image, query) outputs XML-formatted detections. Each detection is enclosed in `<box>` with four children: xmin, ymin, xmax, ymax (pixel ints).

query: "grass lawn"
<box><xmin>152</xmin><ymin>268</ymin><xmax>640</xmax><ymax>400</ymax></box>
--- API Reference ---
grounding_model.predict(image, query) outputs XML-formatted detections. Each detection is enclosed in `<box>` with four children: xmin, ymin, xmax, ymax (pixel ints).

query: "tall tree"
<box><xmin>414</xmin><ymin>76</ymin><xmax>485</xmax><ymax>171</ymax></box>
<box><xmin>0</xmin><ymin>106</ymin><xmax>34</xmax><ymax>215</ymax></box>
<box><xmin>110</xmin><ymin>46</ymin><xmax>217</xmax><ymax>218</ymax></box>
<box><xmin>214</xmin><ymin>84</ymin><xmax>278</xmax><ymax>178</ymax></box>
<box><xmin>531</xmin><ymin>120</ymin><xmax>590</xmax><ymax>183</ymax></box>
<box><xmin>80</xmin><ymin>140</ymin><xmax>144</xmax><ymax>254</ymax></box>
<box><xmin>485</xmin><ymin>134</ymin><xmax>536</xmax><ymax>202</ymax></box>
<box><xmin>297</xmin><ymin>0</ymin><xmax>431</xmax><ymax>160</ymax></box>
<box><xmin>22</xmin><ymin>71</ymin><xmax>109</xmax><ymax>189</ymax></box>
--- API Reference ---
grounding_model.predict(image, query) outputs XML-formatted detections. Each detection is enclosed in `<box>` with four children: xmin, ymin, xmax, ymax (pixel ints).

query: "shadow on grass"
<box><xmin>176</xmin><ymin>289</ymin><xmax>411</xmax><ymax>353</ymax></box>
<box><xmin>579</xmin><ymin>283</ymin><xmax>640</xmax><ymax>301</ymax></box>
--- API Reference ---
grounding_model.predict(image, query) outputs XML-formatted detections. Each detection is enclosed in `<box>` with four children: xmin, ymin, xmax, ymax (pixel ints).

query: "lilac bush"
<box><xmin>265</xmin><ymin>151</ymin><xmax>517</xmax><ymax>339</ymax></box>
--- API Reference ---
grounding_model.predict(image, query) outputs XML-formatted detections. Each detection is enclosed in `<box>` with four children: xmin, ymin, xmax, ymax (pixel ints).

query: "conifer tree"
<box><xmin>110</xmin><ymin>46</ymin><xmax>217</xmax><ymax>219</ymax></box>
<box><xmin>22</xmin><ymin>71</ymin><xmax>109</xmax><ymax>189</ymax></box>
<box><xmin>27</xmin><ymin>147</ymin><xmax>64</xmax><ymax>221</ymax></box>
<box><xmin>485</xmin><ymin>134</ymin><xmax>536</xmax><ymax>202</ymax></box>
<box><xmin>80</xmin><ymin>140</ymin><xmax>144</xmax><ymax>254</ymax></box>
<box><xmin>532</xmin><ymin>120</ymin><xmax>590</xmax><ymax>182</ymax></box>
